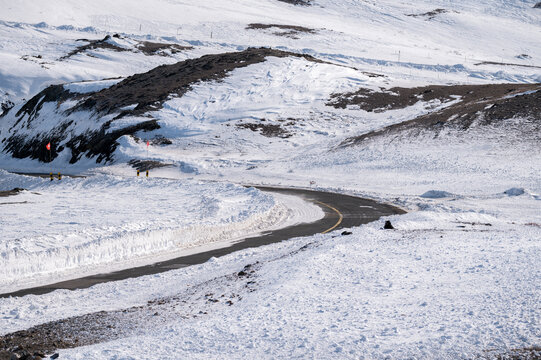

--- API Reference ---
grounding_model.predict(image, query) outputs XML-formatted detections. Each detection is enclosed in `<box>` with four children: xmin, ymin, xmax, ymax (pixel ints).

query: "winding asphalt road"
<box><xmin>1</xmin><ymin>186</ymin><xmax>404</xmax><ymax>298</ymax></box>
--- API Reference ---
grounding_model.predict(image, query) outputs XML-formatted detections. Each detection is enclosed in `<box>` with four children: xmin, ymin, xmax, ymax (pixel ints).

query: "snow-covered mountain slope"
<box><xmin>1</xmin><ymin>0</ymin><xmax>540</xmax><ymax>102</ymax></box>
<box><xmin>1</xmin><ymin>1</ymin><xmax>540</xmax><ymax>359</ymax></box>
<box><xmin>0</xmin><ymin>0</ymin><xmax>540</xmax><ymax>172</ymax></box>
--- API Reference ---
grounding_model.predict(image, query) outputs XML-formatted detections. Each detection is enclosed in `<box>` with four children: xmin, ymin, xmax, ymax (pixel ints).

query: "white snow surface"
<box><xmin>0</xmin><ymin>171</ymin><xmax>323</xmax><ymax>293</ymax></box>
<box><xmin>0</xmin><ymin>0</ymin><xmax>540</xmax><ymax>359</ymax></box>
<box><xmin>1</xmin><ymin>195</ymin><xmax>539</xmax><ymax>360</ymax></box>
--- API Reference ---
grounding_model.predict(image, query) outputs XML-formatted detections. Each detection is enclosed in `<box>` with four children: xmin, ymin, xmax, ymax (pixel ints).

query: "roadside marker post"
<box><xmin>46</xmin><ymin>142</ymin><xmax>52</xmax><ymax>179</ymax></box>
<box><xmin>46</xmin><ymin>142</ymin><xmax>51</xmax><ymax>162</ymax></box>
<box><xmin>146</xmin><ymin>170</ymin><xmax>149</xmax><ymax>177</ymax></box>
<box><xmin>58</xmin><ymin>172</ymin><xmax>62</xmax><ymax>180</ymax></box>
<box><xmin>137</xmin><ymin>169</ymin><xmax>140</xmax><ymax>177</ymax></box>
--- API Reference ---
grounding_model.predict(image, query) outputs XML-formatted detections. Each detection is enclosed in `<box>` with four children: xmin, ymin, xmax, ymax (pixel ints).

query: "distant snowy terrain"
<box><xmin>0</xmin><ymin>0</ymin><xmax>540</xmax><ymax>359</ymax></box>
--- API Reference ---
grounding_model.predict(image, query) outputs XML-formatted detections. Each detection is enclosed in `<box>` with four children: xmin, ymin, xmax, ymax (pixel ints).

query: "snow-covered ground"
<box><xmin>0</xmin><ymin>171</ymin><xmax>323</xmax><ymax>294</ymax></box>
<box><xmin>1</xmin><ymin>191</ymin><xmax>539</xmax><ymax>359</ymax></box>
<box><xmin>0</xmin><ymin>0</ymin><xmax>540</xmax><ymax>358</ymax></box>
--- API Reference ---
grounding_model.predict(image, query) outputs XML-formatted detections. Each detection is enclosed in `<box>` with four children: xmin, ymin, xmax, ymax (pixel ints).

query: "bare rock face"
<box><xmin>534</xmin><ymin>2</ymin><xmax>541</xmax><ymax>8</ymax></box>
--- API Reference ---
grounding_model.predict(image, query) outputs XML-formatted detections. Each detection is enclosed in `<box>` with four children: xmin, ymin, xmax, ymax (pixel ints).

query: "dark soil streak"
<box><xmin>59</xmin><ymin>35</ymin><xmax>128</xmax><ymax>60</ymax></box>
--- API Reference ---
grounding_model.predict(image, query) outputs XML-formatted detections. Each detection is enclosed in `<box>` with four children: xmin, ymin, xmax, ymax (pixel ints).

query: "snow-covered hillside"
<box><xmin>0</xmin><ymin>0</ymin><xmax>540</xmax><ymax>359</ymax></box>
<box><xmin>0</xmin><ymin>0</ymin><xmax>540</xmax><ymax>172</ymax></box>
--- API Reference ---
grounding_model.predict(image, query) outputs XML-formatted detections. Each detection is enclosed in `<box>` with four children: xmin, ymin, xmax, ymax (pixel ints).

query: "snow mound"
<box><xmin>420</xmin><ymin>190</ymin><xmax>454</xmax><ymax>199</ymax></box>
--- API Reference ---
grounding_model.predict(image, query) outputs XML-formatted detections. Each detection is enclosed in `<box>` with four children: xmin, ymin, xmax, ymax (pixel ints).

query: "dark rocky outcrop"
<box><xmin>72</xmin><ymin>47</ymin><xmax>323</xmax><ymax>117</ymax></box>
<box><xmin>332</xmin><ymin>83</ymin><xmax>541</xmax><ymax>147</ymax></box>
<box><xmin>2</xmin><ymin>48</ymin><xmax>321</xmax><ymax>164</ymax></box>
<box><xmin>1</xmin><ymin>99</ymin><xmax>14</xmax><ymax>118</ymax></box>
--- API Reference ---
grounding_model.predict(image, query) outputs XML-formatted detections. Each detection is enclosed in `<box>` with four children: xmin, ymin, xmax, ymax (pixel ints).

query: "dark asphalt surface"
<box><xmin>0</xmin><ymin>186</ymin><xmax>404</xmax><ymax>298</ymax></box>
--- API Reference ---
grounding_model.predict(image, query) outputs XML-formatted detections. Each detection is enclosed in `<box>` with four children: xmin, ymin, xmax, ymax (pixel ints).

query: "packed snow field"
<box><xmin>0</xmin><ymin>0</ymin><xmax>540</xmax><ymax>358</ymax></box>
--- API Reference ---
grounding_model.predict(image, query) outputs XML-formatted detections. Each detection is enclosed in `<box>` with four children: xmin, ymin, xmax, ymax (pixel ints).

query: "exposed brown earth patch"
<box><xmin>247</xmin><ymin>23</ymin><xmax>316</xmax><ymax>38</ymax></box>
<box><xmin>236</xmin><ymin>121</ymin><xmax>293</xmax><ymax>138</ymax></box>
<box><xmin>332</xmin><ymin>83</ymin><xmax>541</xmax><ymax>147</ymax></box>
<box><xmin>137</xmin><ymin>41</ymin><xmax>193</xmax><ymax>56</ymax></box>
<box><xmin>328</xmin><ymin>85</ymin><xmax>465</xmax><ymax>112</ymax></box>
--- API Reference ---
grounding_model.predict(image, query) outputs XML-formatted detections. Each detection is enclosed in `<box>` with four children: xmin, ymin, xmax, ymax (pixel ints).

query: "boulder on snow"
<box><xmin>383</xmin><ymin>220</ymin><xmax>394</xmax><ymax>229</ymax></box>
<box><xmin>420</xmin><ymin>190</ymin><xmax>453</xmax><ymax>199</ymax></box>
<box><xmin>504</xmin><ymin>187</ymin><xmax>525</xmax><ymax>196</ymax></box>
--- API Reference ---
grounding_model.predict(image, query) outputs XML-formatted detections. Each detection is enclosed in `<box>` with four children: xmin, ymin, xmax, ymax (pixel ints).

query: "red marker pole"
<box><xmin>46</xmin><ymin>142</ymin><xmax>51</xmax><ymax>163</ymax></box>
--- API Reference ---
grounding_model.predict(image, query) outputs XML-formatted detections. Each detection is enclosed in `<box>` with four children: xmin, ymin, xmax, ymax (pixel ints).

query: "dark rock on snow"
<box><xmin>2</xmin><ymin>48</ymin><xmax>324</xmax><ymax>165</ymax></box>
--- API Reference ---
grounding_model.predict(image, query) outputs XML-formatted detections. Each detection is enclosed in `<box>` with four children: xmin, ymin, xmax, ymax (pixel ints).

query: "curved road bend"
<box><xmin>1</xmin><ymin>186</ymin><xmax>405</xmax><ymax>298</ymax></box>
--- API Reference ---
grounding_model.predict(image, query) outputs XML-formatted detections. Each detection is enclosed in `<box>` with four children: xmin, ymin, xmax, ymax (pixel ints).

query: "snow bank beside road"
<box><xmin>0</xmin><ymin>172</ymin><xmax>323</xmax><ymax>293</ymax></box>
